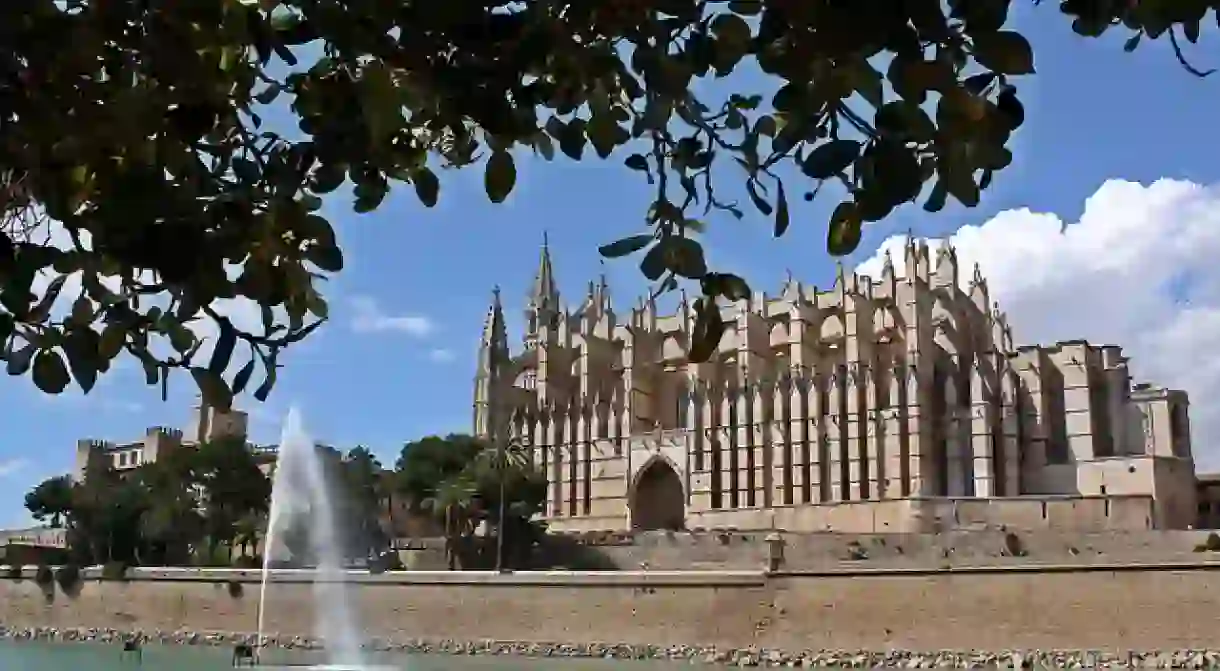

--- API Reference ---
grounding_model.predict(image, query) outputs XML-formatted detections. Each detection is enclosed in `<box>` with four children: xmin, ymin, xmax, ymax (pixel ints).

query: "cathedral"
<box><xmin>473</xmin><ymin>237</ymin><xmax>1198</xmax><ymax>533</ymax></box>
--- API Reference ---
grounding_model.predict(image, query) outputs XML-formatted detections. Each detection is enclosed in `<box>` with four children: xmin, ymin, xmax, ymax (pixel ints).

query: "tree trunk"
<box><xmin>444</xmin><ymin>507</ymin><xmax>456</xmax><ymax>571</ymax></box>
<box><xmin>495</xmin><ymin>471</ymin><xmax>506</xmax><ymax>572</ymax></box>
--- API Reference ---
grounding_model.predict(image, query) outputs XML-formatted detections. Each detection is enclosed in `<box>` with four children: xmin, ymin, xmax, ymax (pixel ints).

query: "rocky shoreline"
<box><xmin>3</xmin><ymin>626</ymin><xmax>1220</xmax><ymax>668</ymax></box>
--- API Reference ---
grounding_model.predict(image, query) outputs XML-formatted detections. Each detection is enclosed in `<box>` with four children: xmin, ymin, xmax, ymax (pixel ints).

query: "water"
<box><xmin>258</xmin><ymin>408</ymin><xmax>365</xmax><ymax>667</ymax></box>
<box><xmin>0</xmin><ymin>642</ymin><xmax>695</xmax><ymax>670</ymax></box>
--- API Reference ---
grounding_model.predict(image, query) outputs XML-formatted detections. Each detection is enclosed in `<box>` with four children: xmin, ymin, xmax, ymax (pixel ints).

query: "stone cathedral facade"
<box><xmin>473</xmin><ymin>238</ymin><xmax>1199</xmax><ymax>533</ymax></box>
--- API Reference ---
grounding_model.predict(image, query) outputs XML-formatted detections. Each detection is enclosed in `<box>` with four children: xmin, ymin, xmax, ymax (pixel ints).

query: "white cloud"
<box><xmin>428</xmin><ymin>347</ymin><xmax>456</xmax><ymax>363</ymax></box>
<box><xmin>0</xmin><ymin>459</ymin><xmax>29</xmax><ymax>478</ymax></box>
<box><xmin>349</xmin><ymin>296</ymin><xmax>435</xmax><ymax>336</ymax></box>
<box><xmin>856</xmin><ymin>178</ymin><xmax>1220</xmax><ymax>468</ymax></box>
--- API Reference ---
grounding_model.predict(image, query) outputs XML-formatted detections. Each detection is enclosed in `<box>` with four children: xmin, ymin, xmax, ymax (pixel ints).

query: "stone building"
<box><xmin>1195</xmin><ymin>473</ymin><xmax>1220</xmax><ymax>529</ymax></box>
<box><xmin>70</xmin><ymin>403</ymin><xmax>424</xmax><ymax>544</ymax></box>
<box><xmin>473</xmin><ymin>237</ymin><xmax>1199</xmax><ymax>533</ymax></box>
<box><xmin>72</xmin><ymin>401</ymin><xmax>272</xmax><ymax>482</ymax></box>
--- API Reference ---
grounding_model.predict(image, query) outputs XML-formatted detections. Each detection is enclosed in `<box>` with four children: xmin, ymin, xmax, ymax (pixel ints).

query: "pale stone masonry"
<box><xmin>72</xmin><ymin>402</ymin><xmax>272</xmax><ymax>482</ymax></box>
<box><xmin>474</xmin><ymin>237</ymin><xmax>1199</xmax><ymax>533</ymax></box>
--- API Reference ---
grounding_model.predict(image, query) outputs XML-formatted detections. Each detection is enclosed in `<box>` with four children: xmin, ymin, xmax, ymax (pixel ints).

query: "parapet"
<box><xmin>76</xmin><ymin>438</ymin><xmax>114</xmax><ymax>451</ymax></box>
<box><xmin>145</xmin><ymin>426</ymin><xmax>184</xmax><ymax>440</ymax></box>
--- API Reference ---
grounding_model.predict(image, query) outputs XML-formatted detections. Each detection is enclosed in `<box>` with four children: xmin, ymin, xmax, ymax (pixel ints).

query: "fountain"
<box><xmin>252</xmin><ymin>408</ymin><xmax>395</xmax><ymax>670</ymax></box>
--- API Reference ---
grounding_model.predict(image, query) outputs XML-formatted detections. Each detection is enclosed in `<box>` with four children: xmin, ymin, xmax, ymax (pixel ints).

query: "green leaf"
<box><xmin>306</xmin><ymin>241</ymin><xmax>345</xmax><ymax>272</ymax></box>
<box><xmin>599</xmin><ymin>235</ymin><xmax>653</xmax><ymax>259</ymax></box>
<box><xmin>827</xmin><ymin>202</ymin><xmax>864</xmax><ymax>256</ymax></box>
<box><xmin>746</xmin><ymin>180</ymin><xmax>772</xmax><ymax>216</ymax></box>
<box><xmin>688</xmin><ymin>299</ymin><xmax>726</xmax><ymax>363</ymax></box>
<box><xmin>624</xmin><ymin>154</ymin><xmax>649</xmax><ymax>171</ymax></box>
<box><xmin>973</xmin><ymin>31</ymin><xmax>1036</xmax><ymax>75</ymax></box>
<box><xmin>557</xmin><ymin>120</ymin><xmax>587</xmax><ymax>160</ymax></box>
<box><xmin>661</xmin><ymin>237</ymin><xmax>708</xmax><ymax>279</ymax></box>
<box><xmin>710</xmin><ymin>13</ymin><xmax>752</xmax><ymax>71</ymax></box>
<box><xmin>254</xmin><ymin>83</ymin><xmax>282</xmax><ymax>105</ymax></box>
<box><xmin>312</xmin><ymin>163</ymin><xmax>347</xmax><ymax>193</ymax></box>
<box><xmin>703</xmin><ymin>273</ymin><xmax>751</xmax><ymax>302</ymax></box>
<box><xmin>32</xmin><ymin>350</ymin><xmax>70</xmax><ymax>395</ymax></box>
<box><xmin>29</xmin><ymin>275</ymin><xmax>67</xmax><ymax>323</ymax></box>
<box><xmin>587</xmin><ymin>116</ymin><xmax>626</xmax><ymax>158</ymax></box>
<box><xmin>191</xmin><ymin>367</ymin><xmax>233</xmax><ymax>410</ymax></box>
<box><xmin>231</xmin><ymin>358</ymin><xmax>256</xmax><ymax>396</ymax></box>
<box><xmin>924</xmin><ymin>180</ymin><xmax>949</xmax><ymax>213</ymax></box>
<box><xmin>6</xmin><ymin>344</ymin><xmax>35</xmax><ymax>376</ymax></box>
<box><xmin>801</xmin><ymin>140</ymin><xmax>862</xmax><ymax>179</ymax></box>
<box><xmin>774</xmin><ymin>181</ymin><xmax>790</xmax><ymax>237</ymax></box>
<box><xmin>353</xmin><ymin>178</ymin><xmax>389</xmax><ymax>213</ymax></box>
<box><xmin>639</xmin><ymin>242</ymin><xmax>668</xmax><ymax>281</ymax></box>
<box><xmin>98</xmin><ymin>323</ymin><xmax>125</xmax><ymax>361</ymax></box>
<box><xmin>210</xmin><ymin>322</ymin><xmax>237</xmax><ymax>375</ymax></box>
<box><xmin>413</xmin><ymin>167</ymin><xmax>440</xmax><ymax>207</ymax></box>
<box><xmin>359</xmin><ymin>61</ymin><xmax>401</xmax><ymax>144</ymax></box>
<box><xmin>63</xmin><ymin>328</ymin><xmax>100</xmax><ymax>393</ymax></box>
<box><xmin>996</xmin><ymin>87</ymin><xmax>1026</xmax><ymax>129</ymax></box>
<box><xmin>167</xmin><ymin>322</ymin><xmax>196</xmax><ymax>354</ymax></box>
<box><xmin>484</xmin><ymin>151</ymin><xmax>516</xmax><ymax>204</ymax></box>
<box><xmin>69</xmin><ymin>296</ymin><xmax>93</xmax><ymax>326</ymax></box>
<box><xmin>254</xmin><ymin>363</ymin><xmax>277</xmax><ymax>402</ymax></box>
<box><xmin>728</xmin><ymin>0</ymin><xmax>762</xmax><ymax>15</ymax></box>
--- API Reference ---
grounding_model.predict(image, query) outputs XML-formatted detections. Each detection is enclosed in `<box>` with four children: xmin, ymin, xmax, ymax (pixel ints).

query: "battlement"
<box><xmin>145</xmin><ymin>426</ymin><xmax>183</xmax><ymax>440</ymax></box>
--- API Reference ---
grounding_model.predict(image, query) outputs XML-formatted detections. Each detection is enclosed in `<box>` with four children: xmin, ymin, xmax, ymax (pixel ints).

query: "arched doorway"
<box><xmin>630</xmin><ymin>460</ymin><xmax>685</xmax><ymax>531</ymax></box>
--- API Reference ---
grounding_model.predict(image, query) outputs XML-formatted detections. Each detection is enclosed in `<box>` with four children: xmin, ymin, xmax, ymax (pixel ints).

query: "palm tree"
<box><xmin>475</xmin><ymin>437</ymin><xmax>531</xmax><ymax>571</ymax></box>
<box><xmin>422</xmin><ymin>475</ymin><xmax>478</xmax><ymax>570</ymax></box>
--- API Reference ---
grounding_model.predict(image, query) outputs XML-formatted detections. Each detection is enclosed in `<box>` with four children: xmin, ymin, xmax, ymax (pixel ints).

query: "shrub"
<box><xmin>33</xmin><ymin>564</ymin><xmax>54</xmax><ymax>588</ymax></box>
<box><xmin>3</xmin><ymin>564</ymin><xmax>21</xmax><ymax>581</ymax></box>
<box><xmin>54</xmin><ymin>563</ymin><xmax>82</xmax><ymax>594</ymax></box>
<box><xmin>102</xmin><ymin>560</ymin><xmax>129</xmax><ymax>581</ymax></box>
<box><xmin>226</xmin><ymin>580</ymin><xmax>244</xmax><ymax>599</ymax></box>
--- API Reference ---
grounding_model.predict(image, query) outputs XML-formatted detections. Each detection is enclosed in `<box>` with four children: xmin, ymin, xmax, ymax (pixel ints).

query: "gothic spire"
<box><xmin>482</xmin><ymin>285</ymin><xmax>509</xmax><ymax>371</ymax></box>
<box><xmin>529</xmin><ymin>231</ymin><xmax>559</xmax><ymax>309</ymax></box>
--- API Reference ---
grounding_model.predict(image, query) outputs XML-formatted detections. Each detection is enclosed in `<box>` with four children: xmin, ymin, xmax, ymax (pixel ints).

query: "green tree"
<box><xmin>1</xmin><ymin>0</ymin><xmax>1212</xmax><ymax>403</ymax></box>
<box><xmin>192</xmin><ymin>436</ymin><xmax>272</xmax><ymax>562</ymax></box>
<box><xmin>338</xmin><ymin>446</ymin><xmax>388</xmax><ymax>561</ymax></box>
<box><xmin>128</xmin><ymin>448</ymin><xmax>204</xmax><ymax>565</ymax></box>
<box><xmin>398</xmin><ymin>433</ymin><xmax>546</xmax><ymax>569</ymax></box>
<box><xmin>394</xmin><ymin>434</ymin><xmax>485</xmax><ymax>508</ymax></box>
<box><xmin>24</xmin><ymin>475</ymin><xmax>74</xmax><ymax>528</ymax></box>
<box><xmin>474</xmin><ymin>437</ymin><xmax>544</xmax><ymax>570</ymax></box>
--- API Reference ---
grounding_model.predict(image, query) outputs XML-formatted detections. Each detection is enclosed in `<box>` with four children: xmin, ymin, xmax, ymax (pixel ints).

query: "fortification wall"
<box><xmin>543</xmin><ymin>528</ymin><xmax>1220</xmax><ymax>571</ymax></box>
<box><xmin>400</xmin><ymin>527</ymin><xmax>1220</xmax><ymax>572</ymax></box>
<box><xmin>3</xmin><ymin>565</ymin><xmax>1220</xmax><ymax>653</ymax></box>
<box><xmin>548</xmin><ymin>494</ymin><xmax>1165</xmax><ymax>534</ymax></box>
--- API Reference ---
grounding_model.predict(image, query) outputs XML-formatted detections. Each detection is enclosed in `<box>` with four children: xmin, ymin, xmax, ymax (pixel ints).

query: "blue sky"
<box><xmin>4</xmin><ymin>7</ymin><xmax>1220</xmax><ymax>526</ymax></box>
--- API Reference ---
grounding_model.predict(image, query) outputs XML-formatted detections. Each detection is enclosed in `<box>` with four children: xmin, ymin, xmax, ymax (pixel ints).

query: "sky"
<box><xmin>4</xmin><ymin>7</ymin><xmax>1220</xmax><ymax>526</ymax></box>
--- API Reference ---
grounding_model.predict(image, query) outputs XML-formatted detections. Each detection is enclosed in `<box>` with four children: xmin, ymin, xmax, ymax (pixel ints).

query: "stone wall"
<box><xmin>513</xmin><ymin>527</ymin><xmax>1220</xmax><ymax>571</ymax></box>
<box><xmin>4</xmin><ymin>565</ymin><xmax>1220</xmax><ymax>653</ymax></box>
